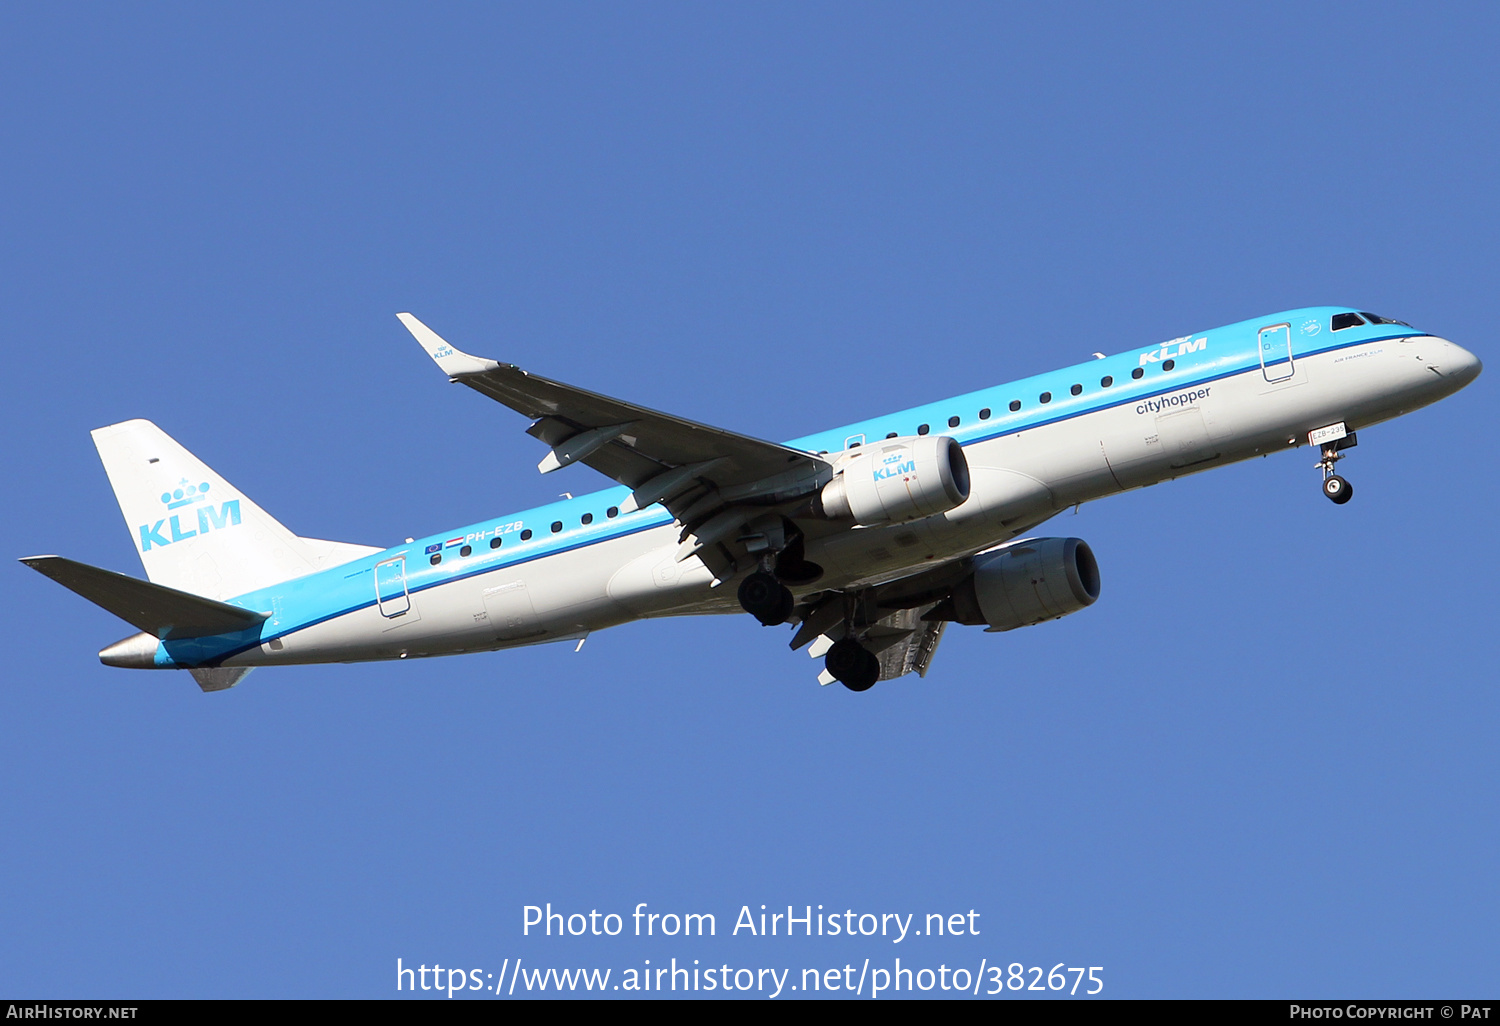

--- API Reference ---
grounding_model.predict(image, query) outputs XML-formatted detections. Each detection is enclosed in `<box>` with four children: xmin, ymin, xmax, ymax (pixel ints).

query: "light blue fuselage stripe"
<box><xmin>165</xmin><ymin>309</ymin><xmax>1412</xmax><ymax>666</ymax></box>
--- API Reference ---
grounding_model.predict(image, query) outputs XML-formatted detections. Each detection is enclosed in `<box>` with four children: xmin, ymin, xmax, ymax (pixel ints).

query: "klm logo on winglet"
<box><xmin>138</xmin><ymin>479</ymin><xmax>241</xmax><ymax>552</ymax></box>
<box><xmin>1140</xmin><ymin>336</ymin><xmax>1208</xmax><ymax>366</ymax></box>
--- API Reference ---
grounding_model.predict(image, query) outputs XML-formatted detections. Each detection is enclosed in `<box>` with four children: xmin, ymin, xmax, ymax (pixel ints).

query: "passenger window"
<box><xmin>460</xmin><ymin>544</ymin><xmax>472</xmax><ymax>557</ymax></box>
<box><xmin>1101</xmin><ymin>375</ymin><xmax>1113</xmax><ymax>387</ymax></box>
<box><xmin>979</xmin><ymin>408</ymin><xmax>991</xmax><ymax>420</ymax></box>
<box><xmin>1131</xmin><ymin>367</ymin><xmax>1144</xmax><ymax>380</ymax></box>
<box><xmin>947</xmin><ymin>416</ymin><xmax>960</xmax><ymax>428</ymax></box>
<box><xmin>1332</xmin><ymin>312</ymin><xmax>1366</xmax><ymax>330</ymax></box>
<box><xmin>1039</xmin><ymin>392</ymin><xmax>1051</xmax><ymax>404</ymax></box>
<box><xmin>430</xmin><ymin>553</ymin><xmax>442</xmax><ymax>566</ymax></box>
<box><xmin>581</xmin><ymin>513</ymin><xmax>593</xmax><ymax>525</ymax></box>
<box><xmin>1070</xmin><ymin>383</ymin><xmax>1082</xmax><ymax>396</ymax></box>
<box><xmin>551</xmin><ymin>521</ymin><xmax>563</xmax><ymax>533</ymax></box>
<box><xmin>885</xmin><ymin>431</ymin><xmax>898</xmax><ymax>439</ymax></box>
<box><xmin>489</xmin><ymin>537</ymin><xmax>502</xmax><ymax>549</ymax></box>
<box><xmin>1009</xmin><ymin>400</ymin><xmax>1021</xmax><ymax>412</ymax></box>
<box><xmin>606</xmin><ymin>507</ymin><xmax>619</xmax><ymax>518</ymax></box>
<box><xmin>1162</xmin><ymin>359</ymin><xmax>1175</xmax><ymax>371</ymax></box>
<box><xmin>520</xmin><ymin>529</ymin><xmax>532</xmax><ymax>541</ymax></box>
<box><xmin>917</xmin><ymin>424</ymin><xmax>930</xmax><ymax>435</ymax></box>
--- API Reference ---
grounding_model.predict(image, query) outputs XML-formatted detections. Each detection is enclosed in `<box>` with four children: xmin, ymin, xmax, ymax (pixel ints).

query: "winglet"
<box><xmin>397</xmin><ymin>313</ymin><xmax>502</xmax><ymax>378</ymax></box>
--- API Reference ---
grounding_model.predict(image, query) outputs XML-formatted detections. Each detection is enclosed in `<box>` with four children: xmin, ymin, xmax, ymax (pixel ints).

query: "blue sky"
<box><xmin>2</xmin><ymin>3</ymin><xmax>1495</xmax><ymax>998</ymax></box>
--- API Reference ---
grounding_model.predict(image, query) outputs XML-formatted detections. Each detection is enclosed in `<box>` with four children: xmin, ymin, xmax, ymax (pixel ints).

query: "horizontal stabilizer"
<box><xmin>20</xmin><ymin>556</ymin><xmax>268</xmax><ymax>641</ymax></box>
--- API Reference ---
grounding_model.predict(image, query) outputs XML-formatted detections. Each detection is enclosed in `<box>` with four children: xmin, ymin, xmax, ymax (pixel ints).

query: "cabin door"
<box><xmin>1259</xmin><ymin>323</ymin><xmax>1294</xmax><ymax>383</ymax></box>
<box><xmin>374</xmin><ymin>556</ymin><xmax>411</xmax><ymax>617</ymax></box>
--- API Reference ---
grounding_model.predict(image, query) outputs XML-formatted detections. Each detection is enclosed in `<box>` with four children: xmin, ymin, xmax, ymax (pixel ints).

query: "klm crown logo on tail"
<box><xmin>138</xmin><ymin>478</ymin><xmax>241</xmax><ymax>552</ymax></box>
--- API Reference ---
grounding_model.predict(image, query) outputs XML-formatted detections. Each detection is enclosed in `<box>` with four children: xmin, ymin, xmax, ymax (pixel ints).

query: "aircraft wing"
<box><xmin>401</xmin><ymin>314</ymin><xmax>833</xmax><ymax>577</ymax></box>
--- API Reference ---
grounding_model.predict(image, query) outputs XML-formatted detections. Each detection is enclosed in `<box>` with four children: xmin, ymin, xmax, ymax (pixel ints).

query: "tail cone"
<box><xmin>99</xmin><ymin>632</ymin><xmax>160</xmax><ymax>669</ymax></box>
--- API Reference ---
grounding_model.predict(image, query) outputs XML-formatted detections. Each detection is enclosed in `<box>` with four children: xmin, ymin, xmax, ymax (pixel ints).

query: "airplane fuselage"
<box><xmin>104</xmin><ymin>306</ymin><xmax>1481</xmax><ymax>672</ymax></box>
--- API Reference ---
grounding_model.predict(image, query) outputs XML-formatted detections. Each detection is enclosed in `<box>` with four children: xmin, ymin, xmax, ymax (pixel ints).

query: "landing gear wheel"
<box><xmin>737</xmin><ymin>571</ymin><xmax>794</xmax><ymax>626</ymax></box>
<box><xmin>1323</xmin><ymin>475</ymin><xmax>1353</xmax><ymax>504</ymax></box>
<box><xmin>825</xmin><ymin>639</ymin><xmax>880</xmax><ymax>692</ymax></box>
<box><xmin>1316</xmin><ymin>436</ymin><xmax>1356</xmax><ymax>505</ymax></box>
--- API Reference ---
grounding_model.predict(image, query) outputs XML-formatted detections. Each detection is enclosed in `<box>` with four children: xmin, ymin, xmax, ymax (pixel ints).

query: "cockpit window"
<box><xmin>1331</xmin><ymin>312</ymin><xmax>1366</xmax><ymax>331</ymax></box>
<box><xmin>1360</xmin><ymin>312</ymin><xmax>1414</xmax><ymax>328</ymax></box>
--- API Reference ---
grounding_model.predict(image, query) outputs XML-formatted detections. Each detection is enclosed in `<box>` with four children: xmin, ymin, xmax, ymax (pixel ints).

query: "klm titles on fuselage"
<box><xmin>1140</xmin><ymin>336</ymin><xmax>1207</xmax><ymax>365</ymax></box>
<box><xmin>137</xmin><ymin>480</ymin><xmax>242</xmax><ymax>552</ymax></box>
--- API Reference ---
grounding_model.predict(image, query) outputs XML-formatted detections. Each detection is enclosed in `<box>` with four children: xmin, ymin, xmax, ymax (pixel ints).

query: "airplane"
<box><xmin>20</xmin><ymin>307</ymin><xmax>1481</xmax><ymax>693</ymax></box>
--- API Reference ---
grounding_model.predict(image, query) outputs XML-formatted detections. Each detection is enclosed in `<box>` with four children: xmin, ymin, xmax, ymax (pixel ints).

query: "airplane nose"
<box><xmin>1440</xmin><ymin>339</ymin><xmax>1483</xmax><ymax>388</ymax></box>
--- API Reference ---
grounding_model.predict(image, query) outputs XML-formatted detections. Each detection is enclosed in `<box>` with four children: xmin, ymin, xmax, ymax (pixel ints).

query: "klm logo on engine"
<box><xmin>137</xmin><ymin>479</ymin><xmax>242</xmax><ymax>552</ymax></box>
<box><xmin>874</xmin><ymin>453</ymin><xmax>916</xmax><ymax>481</ymax></box>
<box><xmin>1140</xmin><ymin>335</ymin><xmax>1208</xmax><ymax>366</ymax></box>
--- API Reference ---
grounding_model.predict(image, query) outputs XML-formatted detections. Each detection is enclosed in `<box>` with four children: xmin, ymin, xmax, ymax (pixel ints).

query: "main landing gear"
<box><xmin>733</xmin><ymin>520</ymin><xmax>877</xmax><ymax>690</ymax></box>
<box><xmin>736</xmin><ymin>525</ymin><xmax>823</xmax><ymax>627</ymax></box>
<box><xmin>1316</xmin><ymin>431</ymin><xmax>1358</xmax><ymax>505</ymax></box>
<box><xmin>739</xmin><ymin>569</ymin><xmax>880</xmax><ymax>691</ymax></box>
<box><xmin>824</xmin><ymin>638</ymin><xmax>880</xmax><ymax>692</ymax></box>
<box><xmin>738</xmin><ymin>570</ymin><xmax>794</xmax><ymax>626</ymax></box>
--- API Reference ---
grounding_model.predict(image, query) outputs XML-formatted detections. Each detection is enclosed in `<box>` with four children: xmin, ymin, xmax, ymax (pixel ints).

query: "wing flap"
<box><xmin>865</xmin><ymin>606</ymin><xmax>948</xmax><ymax>681</ymax></box>
<box><xmin>799</xmin><ymin>602</ymin><xmax>949</xmax><ymax>684</ymax></box>
<box><xmin>462</xmin><ymin>360</ymin><xmax>811</xmax><ymax>489</ymax></box>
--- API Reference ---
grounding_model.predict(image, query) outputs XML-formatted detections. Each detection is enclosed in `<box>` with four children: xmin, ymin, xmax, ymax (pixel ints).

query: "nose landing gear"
<box><xmin>1314</xmin><ymin>429</ymin><xmax>1358</xmax><ymax>505</ymax></box>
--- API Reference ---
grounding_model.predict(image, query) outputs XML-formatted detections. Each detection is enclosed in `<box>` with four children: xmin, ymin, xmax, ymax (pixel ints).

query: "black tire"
<box><xmin>766</xmin><ymin>585</ymin><xmax>794</xmax><ymax>626</ymax></box>
<box><xmin>1323</xmin><ymin>475</ymin><xmax>1353</xmax><ymax>504</ymax></box>
<box><xmin>738</xmin><ymin>571</ymin><xmax>792</xmax><ymax>625</ymax></box>
<box><xmin>851</xmin><ymin>647</ymin><xmax>882</xmax><ymax>692</ymax></box>
<box><xmin>843</xmin><ymin>649</ymin><xmax>880</xmax><ymax>692</ymax></box>
<box><xmin>825</xmin><ymin>638</ymin><xmax>862</xmax><ymax>679</ymax></box>
<box><xmin>826</xmin><ymin>639</ymin><xmax>879</xmax><ymax>692</ymax></box>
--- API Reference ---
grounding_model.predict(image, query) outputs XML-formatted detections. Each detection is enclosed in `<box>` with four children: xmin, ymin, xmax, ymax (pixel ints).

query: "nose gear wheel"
<box><xmin>1322</xmin><ymin>474</ymin><xmax>1353</xmax><ymax>504</ymax></box>
<box><xmin>1315</xmin><ymin>433</ymin><xmax>1358</xmax><ymax>504</ymax></box>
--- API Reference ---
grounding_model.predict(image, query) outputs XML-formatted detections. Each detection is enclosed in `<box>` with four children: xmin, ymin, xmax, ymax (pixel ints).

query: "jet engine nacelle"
<box><xmin>938</xmin><ymin>537</ymin><xmax>1100</xmax><ymax>632</ymax></box>
<box><xmin>817</xmin><ymin>436</ymin><xmax>970</xmax><ymax>526</ymax></box>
